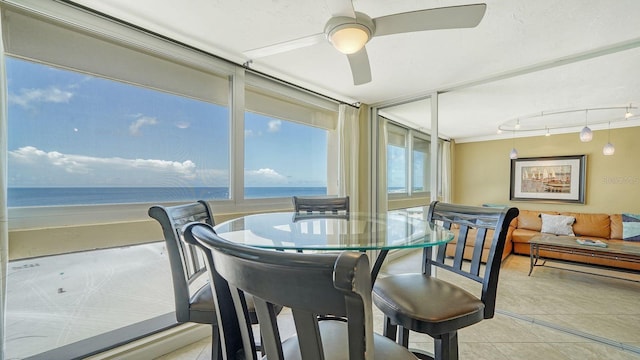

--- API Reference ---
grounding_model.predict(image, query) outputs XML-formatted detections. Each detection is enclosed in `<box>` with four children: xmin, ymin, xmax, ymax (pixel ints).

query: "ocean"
<box><xmin>8</xmin><ymin>187</ymin><xmax>328</xmax><ymax>207</ymax></box>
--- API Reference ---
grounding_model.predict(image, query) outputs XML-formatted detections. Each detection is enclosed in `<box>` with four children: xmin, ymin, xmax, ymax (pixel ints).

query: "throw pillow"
<box><xmin>540</xmin><ymin>213</ymin><xmax>575</xmax><ymax>236</ymax></box>
<box><xmin>622</xmin><ymin>213</ymin><xmax>640</xmax><ymax>241</ymax></box>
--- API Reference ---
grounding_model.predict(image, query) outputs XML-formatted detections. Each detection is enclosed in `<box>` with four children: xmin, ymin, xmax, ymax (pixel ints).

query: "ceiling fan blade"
<box><xmin>373</xmin><ymin>3</ymin><xmax>487</xmax><ymax>37</ymax></box>
<box><xmin>325</xmin><ymin>0</ymin><xmax>356</xmax><ymax>18</ymax></box>
<box><xmin>347</xmin><ymin>48</ymin><xmax>372</xmax><ymax>85</ymax></box>
<box><xmin>244</xmin><ymin>32</ymin><xmax>325</xmax><ymax>59</ymax></box>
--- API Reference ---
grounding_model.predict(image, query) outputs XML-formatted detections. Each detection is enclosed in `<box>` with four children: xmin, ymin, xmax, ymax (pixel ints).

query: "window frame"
<box><xmin>385</xmin><ymin>120</ymin><xmax>440</xmax><ymax>210</ymax></box>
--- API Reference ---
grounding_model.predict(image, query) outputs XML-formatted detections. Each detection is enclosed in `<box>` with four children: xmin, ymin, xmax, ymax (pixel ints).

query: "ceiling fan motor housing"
<box><xmin>325</xmin><ymin>12</ymin><xmax>375</xmax><ymax>54</ymax></box>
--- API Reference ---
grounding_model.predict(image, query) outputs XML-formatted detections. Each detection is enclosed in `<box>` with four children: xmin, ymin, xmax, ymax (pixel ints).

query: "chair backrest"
<box><xmin>293</xmin><ymin>195</ymin><xmax>350</xmax><ymax>214</ymax></box>
<box><xmin>148</xmin><ymin>200</ymin><xmax>214</xmax><ymax>322</ymax></box>
<box><xmin>184</xmin><ymin>222</ymin><xmax>374</xmax><ymax>360</ymax></box>
<box><xmin>425</xmin><ymin>201</ymin><xmax>519</xmax><ymax>318</ymax></box>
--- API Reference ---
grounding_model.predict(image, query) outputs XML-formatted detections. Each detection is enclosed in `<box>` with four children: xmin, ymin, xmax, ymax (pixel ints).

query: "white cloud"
<box><xmin>245</xmin><ymin>167</ymin><xmax>287</xmax><ymax>186</ymax></box>
<box><xmin>175</xmin><ymin>121</ymin><xmax>190</xmax><ymax>129</ymax></box>
<box><xmin>9</xmin><ymin>146</ymin><xmax>198</xmax><ymax>186</ymax></box>
<box><xmin>9</xmin><ymin>87</ymin><xmax>73</xmax><ymax>108</ymax></box>
<box><xmin>129</xmin><ymin>116</ymin><xmax>158</xmax><ymax>136</ymax></box>
<box><xmin>267</xmin><ymin>119</ymin><xmax>281</xmax><ymax>132</ymax></box>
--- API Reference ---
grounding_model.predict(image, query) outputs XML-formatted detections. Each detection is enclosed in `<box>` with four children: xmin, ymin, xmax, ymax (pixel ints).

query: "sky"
<box><xmin>7</xmin><ymin>57</ymin><xmax>328</xmax><ymax>188</ymax></box>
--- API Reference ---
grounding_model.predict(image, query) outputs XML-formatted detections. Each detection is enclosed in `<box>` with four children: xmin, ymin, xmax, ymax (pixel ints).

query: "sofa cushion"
<box><xmin>610</xmin><ymin>214</ymin><xmax>623</xmax><ymax>240</ymax></box>
<box><xmin>517</xmin><ymin>210</ymin><xmax>558</xmax><ymax>231</ymax></box>
<box><xmin>561</xmin><ymin>212</ymin><xmax>611</xmax><ymax>239</ymax></box>
<box><xmin>622</xmin><ymin>213</ymin><xmax>640</xmax><ymax>241</ymax></box>
<box><xmin>540</xmin><ymin>214</ymin><xmax>575</xmax><ymax>236</ymax></box>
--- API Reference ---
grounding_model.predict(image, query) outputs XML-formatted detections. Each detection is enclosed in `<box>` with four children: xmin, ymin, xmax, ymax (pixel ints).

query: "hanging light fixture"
<box><xmin>509</xmin><ymin>130</ymin><xmax>518</xmax><ymax>159</ymax></box>
<box><xmin>603</xmin><ymin>121</ymin><xmax>615</xmax><ymax>156</ymax></box>
<box><xmin>625</xmin><ymin>104</ymin><xmax>634</xmax><ymax>119</ymax></box>
<box><xmin>579</xmin><ymin>110</ymin><xmax>593</xmax><ymax>142</ymax></box>
<box><xmin>325</xmin><ymin>16</ymin><xmax>372</xmax><ymax>54</ymax></box>
<box><xmin>545</xmin><ymin>127</ymin><xmax>551</xmax><ymax>137</ymax></box>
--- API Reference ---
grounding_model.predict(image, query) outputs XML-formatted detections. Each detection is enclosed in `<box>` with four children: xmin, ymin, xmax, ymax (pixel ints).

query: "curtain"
<box><xmin>338</xmin><ymin>104</ymin><xmax>360</xmax><ymax>213</ymax></box>
<box><xmin>441</xmin><ymin>140</ymin><xmax>452</xmax><ymax>202</ymax></box>
<box><xmin>376</xmin><ymin>116</ymin><xmax>388</xmax><ymax>214</ymax></box>
<box><xmin>0</xmin><ymin>11</ymin><xmax>9</xmax><ymax>358</ymax></box>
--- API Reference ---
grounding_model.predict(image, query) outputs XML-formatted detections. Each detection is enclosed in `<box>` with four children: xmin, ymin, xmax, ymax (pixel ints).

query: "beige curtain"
<box><xmin>0</xmin><ymin>11</ymin><xmax>9</xmax><ymax>359</ymax></box>
<box><xmin>338</xmin><ymin>104</ymin><xmax>360</xmax><ymax>213</ymax></box>
<box><xmin>441</xmin><ymin>140</ymin><xmax>452</xmax><ymax>202</ymax></box>
<box><xmin>376</xmin><ymin>116</ymin><xmax>388</xmax><ymax>214</ymax></box>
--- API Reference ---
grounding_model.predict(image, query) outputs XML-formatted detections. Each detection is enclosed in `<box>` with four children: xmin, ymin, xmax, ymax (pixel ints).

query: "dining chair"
<box><xmin>292</xmin><ymin>195</ymin><xmax>349</xmax><ymax>214</ymax></box>
<box><xmin>184</xmin><ymin>221</ymin><xmax>419</xmax><ymax>360</ymax></box>
<box><xmin>372</xmin><ymin>201</ymin><xmax>519</xmax><ymax>360</ymax></box>
<box><xmin>149</xmin><ymin>201</ymin><xmax>267</xmax><ymax>360</ymax></box>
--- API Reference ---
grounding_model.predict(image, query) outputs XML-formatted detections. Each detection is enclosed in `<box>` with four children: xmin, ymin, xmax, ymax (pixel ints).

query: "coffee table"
<box><xmin>528</xmin><ymin>234</ymin><xmax>640</xmax><ymax>276</ymax></box>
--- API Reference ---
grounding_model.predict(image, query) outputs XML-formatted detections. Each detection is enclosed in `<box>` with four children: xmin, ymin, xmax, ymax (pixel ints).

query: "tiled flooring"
<box><xmin>157</xmin><ymin>252</ymin><xmax>640</xmax><ymax>360</ymax></box>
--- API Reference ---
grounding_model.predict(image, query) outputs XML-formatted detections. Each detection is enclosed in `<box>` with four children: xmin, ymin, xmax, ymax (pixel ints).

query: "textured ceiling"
<box><xmin>70</xmin><ymin>0</ymin><xmax>640</xmax><ymax>142</ymax></box>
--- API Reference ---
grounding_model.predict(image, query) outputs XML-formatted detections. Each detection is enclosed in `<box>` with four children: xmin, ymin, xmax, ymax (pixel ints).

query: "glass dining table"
<box><xmin>213</xmin><ymin>209</ymin><xmax>454</xmax><ymax>284</ymax></box>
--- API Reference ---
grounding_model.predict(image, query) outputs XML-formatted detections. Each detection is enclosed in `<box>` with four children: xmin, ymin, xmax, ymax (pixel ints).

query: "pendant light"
<box><xmin>509</xmin><ymin>130</ymin><xmax>518</xmax><ymax>159</ymax></box>
<box><xmin>579</xmin><ymin>110</ymin><xmax>592</xmax><ymax>142</ymax></box>
<box><xmin>625</xmin><ymin>104</ymin><xmax>633</xmax><ymax>119</ymax></box>
<box><xmin>603</xmin><ymin>122</ymin><xmax>615</xmax><ymax>156</ymax></box>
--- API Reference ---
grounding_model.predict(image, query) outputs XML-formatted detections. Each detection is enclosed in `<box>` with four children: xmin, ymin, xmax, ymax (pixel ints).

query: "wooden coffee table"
<box><xmin>528</xmin><ymin>234</ymin><xmax>640</xmax><ymax>276</ymax></box>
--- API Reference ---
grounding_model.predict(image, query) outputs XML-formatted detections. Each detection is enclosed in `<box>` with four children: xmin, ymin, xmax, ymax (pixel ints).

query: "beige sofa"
<box><xmin>445</xmin><ymin>209</ymin><xmax>640</xmax><ymax>271</ymax></box>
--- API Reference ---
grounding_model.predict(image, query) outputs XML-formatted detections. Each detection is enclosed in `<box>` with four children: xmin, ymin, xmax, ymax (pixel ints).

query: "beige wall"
<box><xmin>453</xmin><ymin>126</ymin><xmax>640</xmax><ymax>214</ymax></box>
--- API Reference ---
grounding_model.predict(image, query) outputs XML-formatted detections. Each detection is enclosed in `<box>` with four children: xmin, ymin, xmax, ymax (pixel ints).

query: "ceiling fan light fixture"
<box><xmin>327</xmin><ymin>23</ymin><xmax>371</xmax><ymax>54</ymax></box>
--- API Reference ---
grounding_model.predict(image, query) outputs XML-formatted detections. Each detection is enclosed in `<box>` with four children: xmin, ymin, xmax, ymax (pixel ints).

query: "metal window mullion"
<box><xmin>231</xmin><ymin>68</ymin><xmax>245</xmax><ymax>204</ymax></box>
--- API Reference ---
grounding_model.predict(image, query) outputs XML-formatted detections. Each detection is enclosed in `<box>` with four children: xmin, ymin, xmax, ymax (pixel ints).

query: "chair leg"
<box><xmin>434</xmin><ymin>331</ymin><xmax>458</xmax><ymax>360</ymax></box>
<box><xmin>211</xmin><ymin>324</ymin><xmax>223</xmax><ymax>360</ymax></box>
<box><xmin>382</xmin><ymin>315</ymin><xmax>397</xmax><ymax>341</ymax></box>
<box><xmin>397</xmin><ymin>326</ymin><xmax>410</xmax><ymax>348</ymax></box>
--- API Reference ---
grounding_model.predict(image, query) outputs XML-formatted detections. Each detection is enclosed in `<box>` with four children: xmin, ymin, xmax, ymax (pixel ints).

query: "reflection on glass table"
<box><xmin>214</xmin><ymin>209</ymin><xmax>454</xmax><ymax>283</ymax></box>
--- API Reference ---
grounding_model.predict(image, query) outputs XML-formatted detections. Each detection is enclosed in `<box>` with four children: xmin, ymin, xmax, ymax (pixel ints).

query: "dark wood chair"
<box><xmin>184</xmin><ymin>221</ymin><xmax>419</xmax><ymax>360</ymax></box>
<box><xmin>292</xmin><ymin>195</ymin><xmax>349</xmax><ymax>214</ymax></box>
<box><xmin>149</xmin><ymin>201</ymin><xmax>266</xmax><ymax>359</ymax></box>
<box><xmin>372</xmin><ymin>201</ymin><xmax>519</xmax><ymax>360</ymax></box>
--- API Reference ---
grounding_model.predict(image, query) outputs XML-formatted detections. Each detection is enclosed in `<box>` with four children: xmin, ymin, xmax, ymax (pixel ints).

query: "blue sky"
<box><xmin>7</xmin><ymin>57</ymin><xmax>327</xmax><ymax>188</ymax></box>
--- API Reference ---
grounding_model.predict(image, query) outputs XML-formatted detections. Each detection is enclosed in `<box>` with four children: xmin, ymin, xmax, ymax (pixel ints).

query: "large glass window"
<box><xmin>387</xmin><ymin>124</ymin><xmax>408</xmax><ymax>194</ymax></box>
<box><xmin>7</xmin><ymin>58</ymin><xmax>230</xmax><ymax>207</ymax></box>
<box><xmin>244</xmin><ymin>112</ymin><xmax>328</xmax><ymax>198</ymax></box>
<box><xmin>2</xmin><ymin>3</ymin><xmax>339</xmax><ymax>358</ymax></box>
<box><xmin>386</xmin><ymin>122</ymin><xmax>432</xmax><ymax>197</ymax></box>
<box><xmin>244</xmin><ymin>81</ymin><xmax>337</xmax><ymax>199</ymax></box>
<box><xmin>412</xmin><ymin>136</ymin><xmax>430</xmax><ymax>193</ymax></box>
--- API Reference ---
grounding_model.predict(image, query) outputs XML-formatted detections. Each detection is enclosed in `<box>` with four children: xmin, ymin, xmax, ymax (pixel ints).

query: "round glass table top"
<box><xmin>213</xmin><ymin>210</ymin><xmax>454</xmax><ymax>252</ymax></box>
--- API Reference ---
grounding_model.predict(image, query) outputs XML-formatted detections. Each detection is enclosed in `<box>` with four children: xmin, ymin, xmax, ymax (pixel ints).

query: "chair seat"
<box><xmin>277</xmin><ymin>320</ymin><xmax>417</xmax><ymax>360</ymax></box>
<box><xmin>373</xmin><ymin>274</ymin><xmax>485</xmax><ymax>336</ymax></box>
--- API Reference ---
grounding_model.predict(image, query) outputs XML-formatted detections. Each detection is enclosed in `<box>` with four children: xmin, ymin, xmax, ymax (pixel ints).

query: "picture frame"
<box><xmin>510</xmin><ymin>155</ymin><xmax>586</xmax><ymax>204</ymax></box>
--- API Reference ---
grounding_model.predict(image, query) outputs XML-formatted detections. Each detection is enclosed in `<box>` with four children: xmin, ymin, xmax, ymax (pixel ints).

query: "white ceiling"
<box><xmin>70</xmin><ymin>0</ymin><xmax>640</xmax><ymax>142</ymax></box>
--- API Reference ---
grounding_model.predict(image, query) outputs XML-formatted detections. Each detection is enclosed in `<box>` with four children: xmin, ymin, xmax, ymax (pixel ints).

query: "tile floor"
<box><xmin>157</xmin><ymin>252</ymin><xmax>640</xmax><ymax>360</ymax></box>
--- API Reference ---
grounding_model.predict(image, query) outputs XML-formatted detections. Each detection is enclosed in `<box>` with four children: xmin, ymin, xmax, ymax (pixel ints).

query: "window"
<box><xmin>244</xmin><ymin>112</ymin><xmax>328</xmax><ymax>198</ymax></box>
<box><xmin>7</xmin><ymin>58</ymin><xmax>230</xmax><ymax>207</ymax></box>
<box><xmin>386</xmin><ymin>122</ymin><xmax>433</xmax><ymax>202</ymax></box>
<box><xmin>387</xmin><ymin>123</ymin><xmax>408</xmax><ymax>194</ymax></box>
<box><xmin>244</xmin><ymin>78</ymin><xmax>338</xmax><ymax>199</ymax></box>
<box><xmin>2</xmin><ymin>3</ymin><xmax>339</xmax><ymax>359</ymax></box>
<box><xmin>412</xmin><ymin>135</ymin><xmax>430</xmax><ymax>193</ymax></box>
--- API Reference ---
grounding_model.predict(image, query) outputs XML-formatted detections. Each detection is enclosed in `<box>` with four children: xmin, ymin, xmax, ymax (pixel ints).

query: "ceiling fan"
<box><xmin>243</xmin><ymin>1</ymin><xmax>487</xmax><ymax>86</ymax></box>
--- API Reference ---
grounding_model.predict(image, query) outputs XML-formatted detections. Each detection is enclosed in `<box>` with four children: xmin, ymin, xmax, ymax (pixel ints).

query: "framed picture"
<box><xmin>510</xmin><ymin>155</ymin><xmax>586</xmax><ymax>204</ymax></box>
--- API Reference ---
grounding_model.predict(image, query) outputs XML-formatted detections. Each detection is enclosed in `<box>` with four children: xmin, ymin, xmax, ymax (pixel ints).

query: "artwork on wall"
<box><xmin>510</xmin><ymin>155</ymin><xmax>586</xmax><ymax>204</ymax></box>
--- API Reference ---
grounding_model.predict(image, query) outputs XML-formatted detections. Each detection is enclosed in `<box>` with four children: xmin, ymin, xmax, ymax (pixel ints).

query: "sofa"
<box><xmin>445</xmin><ymin>209</ymin><xmax>640</xmax><ymax>271</ymax></box>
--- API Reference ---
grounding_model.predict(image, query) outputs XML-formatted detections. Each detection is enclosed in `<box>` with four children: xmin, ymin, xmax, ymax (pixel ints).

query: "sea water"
<box><xmin>8</xmin><ymin>187</ymin><xmax>327</xmax><ymax>207</ymax></box>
